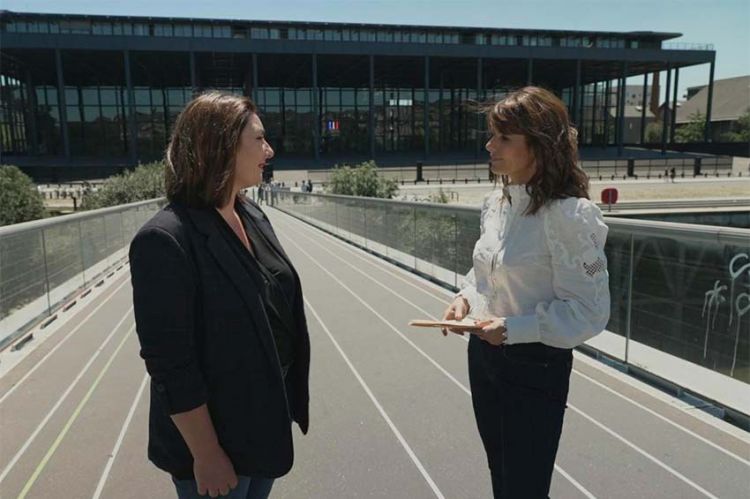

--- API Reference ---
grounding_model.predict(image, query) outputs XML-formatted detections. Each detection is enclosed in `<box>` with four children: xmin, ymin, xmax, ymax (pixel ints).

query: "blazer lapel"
<box><xmin>184</xmin><ymin>205</ymin><xmax>280</xmax><ymax>367</ymax></box>
<box><xmin>240</xmin><ymin>198</ymin><xmax>296</xmax><ymax>270</ymax></box>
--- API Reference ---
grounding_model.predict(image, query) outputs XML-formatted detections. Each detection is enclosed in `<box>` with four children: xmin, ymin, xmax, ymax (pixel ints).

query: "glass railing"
<box><xmin>274</xmin><ymin>191</ymin><xmax>750</xmax><ymax>383</ymax></box>
<box><xmin>0</xmin><ymin>198</ymin><xmax>164</xmax><ymax>349</ymax></box>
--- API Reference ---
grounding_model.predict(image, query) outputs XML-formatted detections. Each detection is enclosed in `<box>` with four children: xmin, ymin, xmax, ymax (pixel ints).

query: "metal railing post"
<box><xmin>78</xmin><ymin>220</ymin><xmax>87</xmax><ymax>285</ymax></box>
<box><xmin>363</xmin><ymin>201</ymin><xmax>368</xmax><ymax>249</ymax></box>
<box><xmin>413</xmin><ymin>206</ymin><xmax>418</xmax><ymax>269</ymax></box>
<box><xmin>624</xmin><ymin>234</ymin><xmax>635</xmax><ymax>363</ymax></box>
<box><xmin>334</xmin><ymin>199</ymin><xmax>339</xmax><ymax>235</ymax></box>
<box><xmin>40</xmin><ymin>229</ymin><xmax>52</xmax><ymax>315</ymax></box>
<box><xmin>453</xmin><ymin>213</ymin><xmax>459</xmax><ymax>289</ymax></box>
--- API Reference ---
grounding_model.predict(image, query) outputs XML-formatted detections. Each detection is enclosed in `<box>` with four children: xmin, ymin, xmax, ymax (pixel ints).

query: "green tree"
<box><xmin>327</xmin><ymin>161</ymin><xmax>399</xmax><ymax>199</ymax></box>
<box><xmin>722</xmin><ymin>109</ymin><xmax>750</xmax><ymax>142</ymax></box>
<box><xmin>82</xmin><ymin>161</ymin><xmax>165</xmax><ymax>210</ymax></box>
<box><xmin>0</xmin><ymin>165</ymin><xmax>46</xmax><ymax>226</ymax></box>
<box><xmin>675</xmin><ymin>111</ymin><xmax>706</xmax><ymax>143</ymax></box>
<box><xmin>644</xmin><ymin>122</ymin><xmax>663</xmax><ymax>143</ymax></box>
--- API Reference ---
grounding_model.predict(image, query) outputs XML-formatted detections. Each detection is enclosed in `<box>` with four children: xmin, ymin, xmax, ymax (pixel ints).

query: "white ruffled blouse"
<box><xmin>458</xmin><ymin>184</ymin><xmax>611</xmax><ymax>349</ymax></box>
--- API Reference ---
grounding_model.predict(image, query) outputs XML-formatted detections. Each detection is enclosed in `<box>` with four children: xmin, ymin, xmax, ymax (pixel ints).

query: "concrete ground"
<box><xmin>0</xmin><ymin>208</ymin><xmax>748</xmax><ymax>498</ymax></box>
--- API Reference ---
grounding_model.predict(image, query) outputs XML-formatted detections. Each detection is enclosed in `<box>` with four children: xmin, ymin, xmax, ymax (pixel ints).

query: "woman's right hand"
<box><xmin>193</xmin><ymin>445</ymin><xmax>239</xmax><ymax>498</ymax></box>
<box><xmin>441</xmin><ymin>296</ymin><xmax>470</xmax><ymax>336</ymax></box>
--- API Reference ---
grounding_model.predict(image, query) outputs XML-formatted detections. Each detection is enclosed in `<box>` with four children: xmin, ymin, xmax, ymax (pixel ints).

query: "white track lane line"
<box><xmin>305</xmin><ymin>298</ymin><xmax>445</xmax><ymax>499</ymax></box>
<box><xmin>280</xmin><ymin>232</ymin><xmax>598</xmax><ymax>499</ymax></box>
<box><xmin>569</xmin><ymin>405</ymin><xmax>719</xmax><ymax>499</ymax></box>
<box><xmin>0</xmin><ymin>319</ymin><xmax>133</xmax><ymax>486</ymax></box>
<box><xmin>18</xmin><ymin>325</ymin><xmax>134</xmax><ymax>498</ymax></box>
<box><xmin>571</xmin><ymin>351</ymin><xmax>750</xmax><ymax>443</ymax></box>
<box><xmin>92</xmin><ymin>373</ymin><xmax>149</xmax><ymax>499</ymax></box>
<box><xmin>0</xmin><ymin>277</ymin><xmax>132</xmax><ymax>404</ymax></box>
<box><xmin>273</xmin><ymin>210</ymin><xmax>750</xmax><ymax>449</ymax></box>
<box><xmin>572</xmin><ymin>367</ymin><xmax>749</xmax><ymax>466</ymax></box>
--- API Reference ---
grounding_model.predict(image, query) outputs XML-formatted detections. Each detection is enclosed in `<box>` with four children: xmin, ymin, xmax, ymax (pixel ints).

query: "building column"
<box><xmin>369</xmin><ymin>55</ymin><xmax>375</xmax><ymax>159</ymax></box>
<box><xmin>579</xmin><ymin>83</ymin><xmax>587</xmax><ymax>144</ymax></box>
<box><xmin>312</xmin><ymin>54</ymin><xmax>319</xmax><ymax>163</ymax></box>
<box><xmin>424</xmin><ymin>55</ymin><xmax>430</xmax><ymax>159</ymax></box>
<box><xmin>704</xmin><ymin>59</ymin><xmax>715</xmax><ymax>142</ymax></box>
<box><xmin>243</xmin><ymin>59</ymin><xmax>252</xmax><ymax>98</ymax></box>
<box><xmin>437</xmin><ymin>71</ymin><xmax>443</xmax><ymax>152</ymax></box>
<box><xmin>54</xmin><ymin>48</ymin><xmax>70</xmax><ymax>160</ymax></box>
<box><xmin>670</xmin><ymin>67</ymin><xmax>679</xmax><ymax>143</ymax></box>
<box><xmin>190</xmin><ymin>52</ymin><xmax>198</xmax><ymax>95</ymax></box>
<box><xmin>617</xmin><ymin>61</ymin><xmax>628</xmax><ymax>155</ymax></box>
<box><xmin>603</xmin><ymin>79</ymin><xmax>611</xmax><ymax>146</ymax></box>
<box><xmin>591</xmin><ymin>82</ymin><xmax>600</xmax><ymax>146</ymax></box>
<box><xmin>477</xmin><ymin>57</ymin><xmax>483</xmax><ymax>157</ymax></box>
<box><xmin>661</xmin><ymin>64</ymin><xmax>672</xmax><ymax>155</ymax></box>
<box><xmin>526</xmin><ymin>58</ymin><xmax>533</xmax><ymax>85</ymax></box>
<box><xmin>639</xmin><ymin>73</ymin><xmax>648</xmax><ymax>144</ymax></box>
<box><xmin>251</xmin><ymin>54</ymin><xmax>258</xmax><ymax>103</ymax></box>
<box><xmin>25</xmin><ymin>69</ymin><xmax>39</xmax><ymax>155</ymax></box>
<box><xmin>570</xmin><ymin>59</ymin><xmax>581</xmax><ymax>127</ymax></box>
<box><xmin>123</xmin><ymin>50</ymin><xmax>138</xmax><ymax>165</ymax></box>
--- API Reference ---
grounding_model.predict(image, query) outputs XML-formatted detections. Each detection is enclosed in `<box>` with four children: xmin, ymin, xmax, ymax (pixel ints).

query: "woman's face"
<box><xmin>485</xmin><ymin>130</ymin><xmax>536</xmax><ymax>184</ymax></box>
<box><xmin>234</xmin><ymin>113</ymin><xmax>274</xmax><ymax>189</ymax></box>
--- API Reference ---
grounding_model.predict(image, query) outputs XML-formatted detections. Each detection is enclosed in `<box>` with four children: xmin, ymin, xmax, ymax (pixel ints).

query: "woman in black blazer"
<box><xmin>130</xmin><ymin>91</ymin><xmax>310</xmax><ymax>499</ymax></box>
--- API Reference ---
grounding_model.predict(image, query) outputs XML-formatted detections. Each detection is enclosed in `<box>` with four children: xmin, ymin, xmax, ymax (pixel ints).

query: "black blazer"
<box><xmin>129</xmin><ymin>197</ymin><xmax>310</xmax><ymax>480</ymax></box>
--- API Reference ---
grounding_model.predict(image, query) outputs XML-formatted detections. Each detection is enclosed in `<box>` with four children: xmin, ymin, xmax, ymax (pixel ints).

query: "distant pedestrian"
<box><xmin>670</xmin><ymin>167</ymin><xmax>676</xmax><ymax>183</ymax></box>
<box><xmin>307</xmin><ymin>180</ymin><xmax>314</xmax><ymax>193</ymax></box>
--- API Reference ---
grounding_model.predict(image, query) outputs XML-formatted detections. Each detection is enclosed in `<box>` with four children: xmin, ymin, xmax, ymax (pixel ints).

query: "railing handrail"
<box><xmin>0</xmin><ymin>197</ymin><xmax>164</xmax><ymax>237</ymax></box>
<box><xmin>281</xmin><ymin>190</ymin><xmax>481</xmax><ymax>214</ymax></box>
<box><xmin>277</xmin><ymin>191</ymin><xmax>750</xmax><ymax>245</ymax></box>
<box><xmin>605</xmin><ymin>217</ymin><xmax>750</xmax><ymax>245</ymax></box>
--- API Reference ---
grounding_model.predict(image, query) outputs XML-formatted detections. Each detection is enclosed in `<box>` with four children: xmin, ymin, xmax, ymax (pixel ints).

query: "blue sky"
<box><xmin>3</xmin><ymin>0</ymin><xmax>749</xmax><ymax>99</ymax></box>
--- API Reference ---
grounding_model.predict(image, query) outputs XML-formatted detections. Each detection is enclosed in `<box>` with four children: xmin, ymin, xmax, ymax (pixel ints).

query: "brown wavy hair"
<box><xmin>165</xmin><ymin>91</ymin><xmax>257</xmax><ymax>208</ymax></box>
<box><xmin>486</xmin><ymin>86</ymin><xmax>589</xmax><ymax>215</ymax></box>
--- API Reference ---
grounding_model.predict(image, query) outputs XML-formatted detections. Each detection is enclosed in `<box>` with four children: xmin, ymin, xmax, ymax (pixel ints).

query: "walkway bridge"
<box><xmin>0</xmin><ymin>195</ymin><xmax>748</xmax><ymax>498</ymax></box>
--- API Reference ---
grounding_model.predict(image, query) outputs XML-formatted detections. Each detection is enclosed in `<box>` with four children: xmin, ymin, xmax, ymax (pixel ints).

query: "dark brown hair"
<box><xmin>165</xmin><ymin>91</ymin><xmax>257</xmax><ymax>208</ymax></box>
<box><xmin>486</xmin><ymin>86</ymin><xmax>589</xmax><ymax>215</ymax></box>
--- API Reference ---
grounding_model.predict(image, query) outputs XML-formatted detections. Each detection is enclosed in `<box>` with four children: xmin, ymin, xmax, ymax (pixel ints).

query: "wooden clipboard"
<box><xmin>408</xmin><ymin>319</ymin><xmax>480</xmax><ymax>331</ymax></box>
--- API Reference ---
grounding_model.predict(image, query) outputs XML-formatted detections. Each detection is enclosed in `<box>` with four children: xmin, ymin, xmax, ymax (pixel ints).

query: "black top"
<box><xmin>212</xmin><ymin>202</ymin><xmax>298</xmax><ymax>372</ymax></box>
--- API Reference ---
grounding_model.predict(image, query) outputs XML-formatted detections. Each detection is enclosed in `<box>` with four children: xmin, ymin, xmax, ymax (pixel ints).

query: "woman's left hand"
<box><xmin>473</xmin><ymin>318</ymin><xmax>507</xmax><ymax>346</ymax></box>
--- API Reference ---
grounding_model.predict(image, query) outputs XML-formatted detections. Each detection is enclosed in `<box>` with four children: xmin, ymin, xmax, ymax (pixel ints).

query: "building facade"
<box><xmin>677</xmin><ymin>75</ymin><xmax>750</xmax><ymax>142</ymax></box>
<box><xmin>0</xmin><ymin>11</ymin><xmax>717</xmax><ymax>178</ymax></box>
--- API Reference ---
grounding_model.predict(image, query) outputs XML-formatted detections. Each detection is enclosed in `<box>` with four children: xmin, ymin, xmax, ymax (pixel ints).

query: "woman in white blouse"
<box><xmin>442</xmin><ymin>86</ymin><xmax>610</xmax><ymax>498</ymax></box>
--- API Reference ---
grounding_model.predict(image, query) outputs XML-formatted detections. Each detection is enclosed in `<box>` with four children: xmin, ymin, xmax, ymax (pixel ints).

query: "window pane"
<box><xmin>155</xmin><ymin>24</ymin><xmax>173</xmax><ymax>36</ymax></box>
<box><xmin>65</xmin><ymin>88</ymin><xmax>79</xmax><ymax>105</ymax></box>
<box><xmin>84</xmin><ymin>106</ymin><xmax>99</xmax><ymax>122</ymax></box>
<box><xmin>251</xmin><ymin>27</ymin><xmax>268</xmax><ymax>39</ymax></box>
<box><xmin>81</xmin><ymin>88</ymin><xmax>98</xmax><ymax>105</ymax></box>
<box><xmin>214</xmin><ymin>26</ymin><xmax>230</xmax><ymax>38</ymax></box>
<box><xmin>149</xmin><ymin>89</ymin><xmax>163</xmax><ymax>106</ymax></box>
<box><xmin>134</xmin><ymin>88</ymin><xmax>150</xmax><ymax>105</ymax></box>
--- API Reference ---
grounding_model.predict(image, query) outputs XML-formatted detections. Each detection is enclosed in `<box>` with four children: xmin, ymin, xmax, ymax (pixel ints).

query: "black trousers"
<box><xmin>468</xmin><ymin>335</ymin><xmax>573</xmax><ymax>499</ymax></box>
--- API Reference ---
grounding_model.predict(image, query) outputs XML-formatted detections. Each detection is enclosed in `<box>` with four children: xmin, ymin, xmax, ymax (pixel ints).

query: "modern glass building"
<box><xmin>0</xmin><ymin>11</ymin><xmax>716</xmax><ymax>179</ymax></box>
